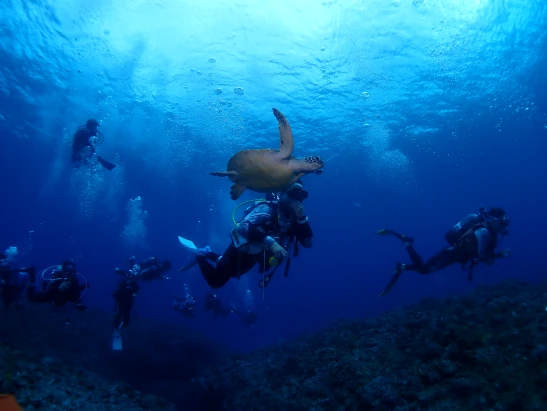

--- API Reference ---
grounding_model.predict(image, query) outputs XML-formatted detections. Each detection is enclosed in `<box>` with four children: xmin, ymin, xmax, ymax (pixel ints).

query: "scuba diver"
<box><xmin>26</xmin><ymin>260</ymin><xmax>88</xmax><ymax>310</ymax></box>
<box><xmin>377</xmin><ymin>207</ymin><xmax>512</xmax><ymax>296</ymax></box>
<box><xmin>112</xmin><ymin>263</ymin><xmax>140</xmax><ymax>351</ymax></box>
<box><xmin>111</xmin><ymin>256</ymin><xmax>172</xmax><ymax>350</ymax></box>
<box><xmin>0</xmin><ymin>252</ymin><xmax>35</xmax><ymax>309</ymax></box>
<box><xmin>232</xmin><ymin>308</ymin><xmax>258</xmax><ymax>327</ymax></box>
<box><xmin>172</xmin><ymin>284</ymin><xmax>198</xmax><ymax>318</ymax></box>
<box><xmin>113</xmin><ymin>266</ymin><xmax>140</xmax><ymax>330</ymax></box>
<box><xmin>71</xmin><ymin>118</ymin><xmax>117</xmax><ymax>170</ymax></box>
<box><xmin>201</xmin><ymin>292</ymin><xmax>257</xmax><ymax>326</ymax></box>
<box><xmin>178</xmin><ymin>180</ymin><xmax>314</xmax><ymax>289</ymax></box>
<box><xmin>203</xmin><ymin>292</ymin><xmax>232</xmax><ymax>318</ymax></box>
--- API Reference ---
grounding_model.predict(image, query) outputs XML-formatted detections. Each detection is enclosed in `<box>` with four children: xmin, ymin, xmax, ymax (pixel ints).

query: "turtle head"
<box><xmin>302</xmin><ymin>156</ymin><xmax>324</xmax><ymax>172</ymax></box>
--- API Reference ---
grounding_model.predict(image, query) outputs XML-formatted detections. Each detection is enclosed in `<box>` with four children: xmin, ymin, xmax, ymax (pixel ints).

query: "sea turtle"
<box><xmin>210</xmin><ymin>108</ymin><xmax>324</xmax><ymax>200</ymax></box>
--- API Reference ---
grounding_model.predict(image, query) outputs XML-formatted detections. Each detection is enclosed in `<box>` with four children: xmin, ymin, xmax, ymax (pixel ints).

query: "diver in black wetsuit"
<box><xmin>232</xmin><ymin>308</ymin><xmax>258</xmax><ymax>327</ymax></box>
<box><xmin>72</xmin><ymin>119</ymin><xmax>117</xmax><ymax>170</ymax></box>
<box><xmin>172</xmin><ymin>284</ymin><xmax>197</xmax><ymax>318</ymax></box>
<box><xmin>203</xmin><ymin>292</ymin><xmax>232</xmax><ymax>318</ymax></box>
<box><xmin>27</xmin><ymin>260</ymin><xmax>88</xmax><ymax>310</ymax></box>
<box><xmin>112</xmin><ymin>256</ymin><xmax>172</xmax><ymax>330</ymax></box>
<box><xmin>113</xmin><ymin>269</ymin><xmax>140</xmax><ymax>330</ymax></box>
<box><xmin>180</xmin><ymin>181</ymin><xmax>314</xmax><ymax>289</ymax></box>
<box><xmin>377</xmin><ymin>207</ymin><xmax>512</xmax><ymax>296</ymax></box>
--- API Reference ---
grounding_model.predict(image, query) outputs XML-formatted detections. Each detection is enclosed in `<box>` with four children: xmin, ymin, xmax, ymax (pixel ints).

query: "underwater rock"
<box><xmin>196</xmin><ymin>279</ymin><xmax>547</xmax><ymax>410</ymax></box>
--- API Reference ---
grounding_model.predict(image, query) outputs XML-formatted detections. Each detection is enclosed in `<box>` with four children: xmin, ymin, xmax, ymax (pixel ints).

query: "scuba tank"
<box><xmin>444</xmin><ymin>213</ymin><xmax>483</xmax><ymax>246</ymax></box>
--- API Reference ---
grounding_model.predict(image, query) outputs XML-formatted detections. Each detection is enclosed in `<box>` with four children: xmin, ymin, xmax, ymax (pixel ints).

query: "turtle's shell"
<box><xmin>227</xmin><ymin>149</ymin><xmax>298</xmax><ymax>192</ymax></box>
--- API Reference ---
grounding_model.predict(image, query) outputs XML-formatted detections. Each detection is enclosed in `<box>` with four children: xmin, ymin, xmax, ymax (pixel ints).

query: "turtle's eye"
<box><xmin>305</xmin><ymin>156</ymin><xmax>323</xmax><ymax>164</ymax></box>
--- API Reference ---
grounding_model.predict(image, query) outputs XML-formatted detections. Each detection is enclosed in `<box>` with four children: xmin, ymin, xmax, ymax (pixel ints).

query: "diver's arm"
<box><xmin>473</xmin><ymin>227</ymin><xmax>491</xmax><ymax>261</ymax></box>
<box><xmin>237</xmin><ymin>204</ymin><xmax>273</xmax><ymax>243</ymax></box>
<box><xmin>293</xmin><ymin>217</ymin><xmax>313</xmax><ymax>248</ymax></box>
<box><xmin>115</xmin><ymin>268</ymin><xmax>130</xmax><ymax>277</ymax></box>
<box><xmin>492</xmin><ymin>248</ymin><xmax>511</xmax><ymax>259</ymax></box>
<box><xmin>72</xmin><ymin>129</ymin><xmax>91</xmax><ymax>150</ymax></box>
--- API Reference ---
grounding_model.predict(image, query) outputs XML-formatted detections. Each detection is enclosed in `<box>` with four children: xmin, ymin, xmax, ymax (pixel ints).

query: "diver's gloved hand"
<box><xmin>269</xmin><ymin>241</ymin><xmax>287</xmax><ymax>260</ymax></box>
<box><xmin>74</xmin><ymin>302</ymin><xmax>87</xmax><ymax>311</ymax></box>
<box><xmin>59</xmin><ymin>281</ymin><xmax>71</xmax><ymax>292</ymax></box>
<box><xmin>501</xmin><ymin>248</ymin><xmax>512</xmax><ymax>258</ymax></box>
<box><xmin>285</xmin><ymin>198</ymin><xmax>305</xmax><ymax>219</ymax></box>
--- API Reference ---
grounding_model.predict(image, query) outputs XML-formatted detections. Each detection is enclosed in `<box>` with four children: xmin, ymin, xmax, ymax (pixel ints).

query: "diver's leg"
<box><xmin>403</xmin><ymin>243</ymin><xmax>425</xmax><ymax>271</ymax></box>
<box><xmin>197</xmin><ymin>245</ymin><xmax>240</xmax><ymax>288</ymax></box>
<box><xmin>196</xmin><ymin>256</ymin><xmax>233</xmax><ymax>288</ymax></box>
<box><xmin>203</xmin><ymin>250</ymin><xmax>222</xmax><ymax>263</ymax></box>
<box><xmin>113</xmin><ymin>304</ymin><xmax>123</xmax><ymax>329</ymax></box>
<box><xmin>122</xmin><ymin>304</ymin><xmax>132</xmax><ymax>328</ymax></box>
<box><xmin>376</xmin><ymin>229</ymin><xmax>414</xmax><ymax>244</ymax></box>
<box><xmin>379</xmin><ymin>239</ymin><xmax>424</xmax><ymax>296</ymax></box>
<box><xmin>419</xmin><ymin>247</ymin><xmax>459</xmax><ymax>274</ymax></box>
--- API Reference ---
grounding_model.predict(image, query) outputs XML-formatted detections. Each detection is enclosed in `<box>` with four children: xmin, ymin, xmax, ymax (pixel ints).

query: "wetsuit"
<box><xmin>113</xmin><ymin>277</ymin><xmax>140</xmax><ymax>329</ymax></box>
<box><xmin>196</xmin><ymin>199</ymin><xmax>313</xmax><ymax>289</ymax></box>
<box><xmin>203</xmin><ymin>292</ymin><xmax>231</xmax><ymax>318</ymax></box>
<box><xmin>71</xmin><ymin>125</ymin><xmax>116</xmax><ymax>170</ymax></box>
<box><xmin>400</xmin><ymin>223</ymin><xmax>505</xmax><ymax>274</ymax></box>
<box><xmin>378</xmin><ymin>220</ymin><xmax>509</xmax><ymax>296</ymax></box>
<box><xmin>72</xmin><ymin>126</ymin><xmax>97</xmax><ymax>162</ymax></box>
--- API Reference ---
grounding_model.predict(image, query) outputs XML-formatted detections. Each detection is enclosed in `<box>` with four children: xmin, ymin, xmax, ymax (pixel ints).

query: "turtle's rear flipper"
<box><xmin>210</xmin><ymin>171</ymin><xmax>237</xmax><ymax>178</ymax></box>
<box><xmin>230</xmin><ymin>184</ymin><xmax>246</xmax><ymax>200</ymax></box>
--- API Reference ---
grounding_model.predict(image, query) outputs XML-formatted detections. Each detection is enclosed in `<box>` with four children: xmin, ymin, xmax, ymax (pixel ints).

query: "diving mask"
<box><xmin>287</xmin><ymin>183</ymin><xmax>308</xmax><ymax>202</ymax></box>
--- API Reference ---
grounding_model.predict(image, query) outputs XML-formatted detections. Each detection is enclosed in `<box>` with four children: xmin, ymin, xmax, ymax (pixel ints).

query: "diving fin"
<box><xmin>378</xmin><ymin>264</ymin><xmax>404</xmax><ymax>297</ymax></box>
<box><xmin>112</xmin><ymin>329</ymin><xmax>123</xmax><ymax>351</ymax></box>
<box><xmin>376</xmin><ymin>229</ymin><xmax>394</xmax><ymax>236</ymax></box>
<box><xmin>179</xmin><ymin>259</ymin><xmax>198</xmax><ymax>272</ymax></box>
<box><xmin>376</xmin><ymin>229</ymin><xmax>413</xmax><ymax>244</ymax></box>
<box><xmin>97</xmin><ymin>156</ymin><xmax>117</xmax><ymax>171</ymax></box>
<box><xmin>178</xmin><ymin>236</ymin><xmax>199</xmax><ymax>254</ymax></box>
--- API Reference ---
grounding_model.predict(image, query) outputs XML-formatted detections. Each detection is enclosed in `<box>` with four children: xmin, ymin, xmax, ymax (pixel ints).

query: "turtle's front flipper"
<box><xmin>272</xmin><ymin>108</ymin><xmax>294</xmax><ymax>158</ymax></box>
<box><xmin>230</xmin><ymin>184</ymin><xmax>246</xmax><ymax>200</ymax></box>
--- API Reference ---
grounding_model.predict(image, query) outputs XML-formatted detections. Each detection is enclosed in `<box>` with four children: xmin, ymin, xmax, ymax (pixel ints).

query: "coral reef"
<box><xmin>197</xmin><ymin>279</ymin><xmax>547</xmax><ymax>410</ymax></box>
<box><xmin>0</xmin><ymin>344</ymin><xmax>176</xmax><ymax>411</ymax></box>
<box><xmin>0</xmin><ymin>303</ymin><xmax>228</xmax><ymax>410</ymax></box>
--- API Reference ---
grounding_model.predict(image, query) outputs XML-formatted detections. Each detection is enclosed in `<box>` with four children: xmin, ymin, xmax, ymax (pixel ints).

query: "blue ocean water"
<box><xmin>0</xmin><ymin>0</ymin><xmax>546</xmax><ymax>360</ymax></box>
